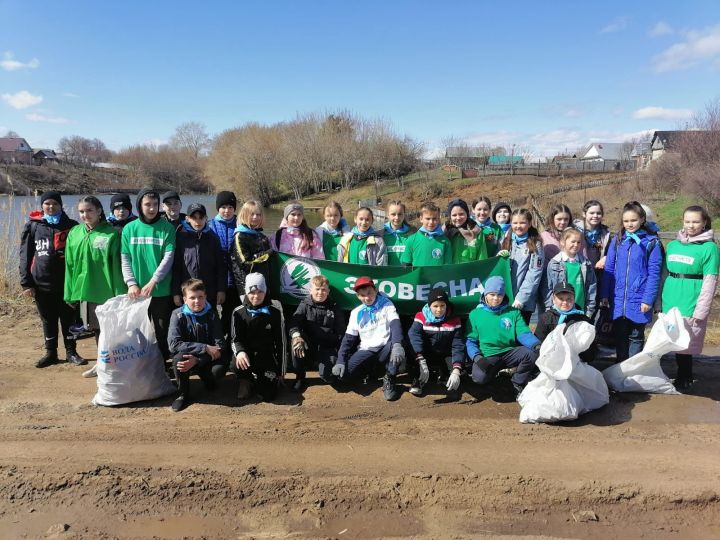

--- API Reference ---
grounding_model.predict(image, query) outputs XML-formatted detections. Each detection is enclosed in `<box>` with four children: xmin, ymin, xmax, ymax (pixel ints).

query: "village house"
<box><xmin>32</xmin><ymin>149</ymin><xmax>59</xmax><ymax>166</ymax></box>
<box><xmin>0</xmin><ymin>137</ymin><xmax>33</xmax><ymax>164</ymax></box>
<box><xmin>578</xmin><ymin>142</ymin><xmax>625</xmax><ymax>162</ymax></box>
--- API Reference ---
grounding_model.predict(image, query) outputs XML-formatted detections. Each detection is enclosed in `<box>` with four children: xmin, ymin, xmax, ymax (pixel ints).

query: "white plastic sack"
<box><xmin>92</xmin><ymin>295</ymin><xmax>176</xmax><ymax>406</ymax></box>
<box><xmin>602</xmin><ymin>307</ymin><xmax>689</xmax><ymax>394</ymax></box>
<box><xmin>518</xmin><ymin>322</ymin><xmax>609</xmax><ymax>423</ymax></box>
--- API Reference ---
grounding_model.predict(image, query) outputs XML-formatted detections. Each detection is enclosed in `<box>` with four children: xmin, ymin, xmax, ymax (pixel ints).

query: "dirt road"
<box><xmin>1</xmin><ymin>310</ymin><xmax>719</xmax><ymax>539</ymax></box>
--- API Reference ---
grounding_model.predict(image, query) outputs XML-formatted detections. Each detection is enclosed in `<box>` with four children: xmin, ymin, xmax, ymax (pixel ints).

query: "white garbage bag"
<box><xmin>92</xmin><ymin>295</ymin><xmax>176</xmax><ymax>406</ymax></box>
<box><xmin>602</xmin><ymin>307</ymin><xmax>689</xmax><ymax>394</ymax></box>
<box><xmin>518</xmin><ymin>322</ymin><xmax>609</xmax><ymax>423</ymax></box>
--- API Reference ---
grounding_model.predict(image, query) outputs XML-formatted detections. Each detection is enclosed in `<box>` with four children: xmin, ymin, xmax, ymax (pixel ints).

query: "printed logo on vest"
<box><xmin>500</xmin><ymin>317</ymin><xmax>513</xmax><ymax>330</ymax></box>
<box><xmin>280</xmin><ymin>257</ymin><xmax>321</xmax><ymax>299</ymax></box>
<box><xmin>668</xmin><ymin>254</ymin><xmax>695</xmax><ymax>265</ymax></box>
<box><xmin>93</xmin><ymin>236</ymin><xmax>109</xmax><ymax>250</ymax></box>
<box><xmin>431</xmin><ymin>248</ymin><xmax>442</xmax><ymax>259</ymax></box>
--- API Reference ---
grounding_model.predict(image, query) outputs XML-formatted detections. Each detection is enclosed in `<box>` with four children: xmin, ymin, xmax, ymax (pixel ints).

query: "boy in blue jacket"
<box><xmin>407</xmin><ymin>287</ymin><xmax>465</xmax><ymax>399</ymax></box>
<box><xmin>466</xmin><ymin>275</ymin><xmax>540</xmax><ymax>395</ymax></box>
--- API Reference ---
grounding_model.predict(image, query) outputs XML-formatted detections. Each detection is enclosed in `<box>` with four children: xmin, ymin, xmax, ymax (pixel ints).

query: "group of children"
<box><xmin>19</xmin><ymin>188</ymin><xmax>718</xmax><ymax>410</ymax></box>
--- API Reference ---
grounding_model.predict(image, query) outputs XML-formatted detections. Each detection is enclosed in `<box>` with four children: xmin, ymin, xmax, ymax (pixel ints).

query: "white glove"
<box><xmin>496</xmin><ymin>249</ymin><xmax>510</xmax><ymax>258</ymax></box>
<box><xmin>512</xmin><ymin>299</ymin><xmax>524</xmax><ymax>309</ymax></box>
<box><xmin>417</xmin><ymin>356</ymin><xmax>429</xmax><ymax>385</ymax></box>
<box><xmin>332</xmin><ymin>363</ymin><xmax>346</xmax><ymax>379</ymax></box>
<box><xmin>390</xmin><ymin>343</ymin><xmax>405</xmax><ymax>366</ymax></box>
<box><xmin>446</xmin><ymin>368</ymin><xmax>461</xmax><ymax>391</ymax></box>
<box><xmin>291</xmin><ymin>335</ymin><xmax>307</xmax><ymax>358</ymax></box>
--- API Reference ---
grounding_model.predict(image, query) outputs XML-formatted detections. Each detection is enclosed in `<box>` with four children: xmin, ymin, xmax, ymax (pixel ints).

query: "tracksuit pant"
<box><xmin>291</xmin><ymin>344</ymin><xmax>338</xmax><ymax>382</ymax></box>
<box><xmin>34</xmin><ymin>288</ymin><xmax>78</xmax><ymax>353</ymax></box>
<box><xmin>471</xmin><ymin>346</ymin><xmax>538</xmax><ymax>387</ymax></box>
<box><xmin>341</xmin><ymin>341</ymin><xmax>398</xmax><ymax>381</ymax></box>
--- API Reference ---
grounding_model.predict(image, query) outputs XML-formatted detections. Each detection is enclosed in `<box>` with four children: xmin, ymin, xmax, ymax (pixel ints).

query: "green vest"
<box><xmin>400</xmin><ymin>232</ymin><xmax>453</xmax><ymax>266</ymax></box>
<box><xmin>466</xmin><ymin>304</ymin><xmax>531</xmax><ymax>357</ymax></box>
<box><xmin>121</xmin><ymin>218</ymin><xmax>176</xmax><ymax>297</ymax></box>
<box><xmin>564</xmin><ymin>261</ymin><xmax>586</xmax><ymax>310</ymax></box>
<box><xmin>662</xmin><ymin>239</ymin><xmax>720</xmax><ymax>316</ymax></box>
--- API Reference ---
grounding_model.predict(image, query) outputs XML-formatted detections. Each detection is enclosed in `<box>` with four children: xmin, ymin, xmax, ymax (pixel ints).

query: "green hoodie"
<box><xmin>64</xmin><ymin>221</ymin><xmax>125</xmax><ymax>304</ymax></box>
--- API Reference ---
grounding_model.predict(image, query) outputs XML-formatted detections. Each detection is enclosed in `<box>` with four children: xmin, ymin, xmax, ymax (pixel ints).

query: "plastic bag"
<box><xmin>602</xmin><ymin>307</ymin><xmax>688</xmax><ymax>394</ymax></box>
<box><xmin>92</xmin><ymin>295</ymin><xmax>176</xmax><ymax>406</ymax></box>
<box><xmin>518</xmin><ymin>321</ymin><xmax>609</xmax><ymax>423</ymax></box>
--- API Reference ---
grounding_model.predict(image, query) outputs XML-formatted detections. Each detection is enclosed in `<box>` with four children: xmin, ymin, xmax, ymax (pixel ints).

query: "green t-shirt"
<box><xmin>400</xmin><ymin>231</ymin><xmax>453</xmax><ymax>266</ymax></box>
<box><xmin>121</xmin><ymin>218</ymin><xmax>176</xmax><ymax>297</ymax></box>
<box><xmin>564</xmin><ymin>260</ymin><xmax>586</xmax><ymax>311</ymax></box>
<box><xmin>662</xmin><ymin>239</ymin><xmax>719</xmax><ymax>316</ymax></box>
<box><xmin>321</xmin><ymin>232</ymin><xmax>342</xmax><ymax>261</ymax></box>
<box><xmin>383</xmin><ymin>227</ymin><xmax>413</xmax><ymax>266</ymax></box>
<box><xmin>348</xmin><ymin>236</ymin><xmax>370</xmax><ymax>265</ymax></box>
<box><xmin>450</xmin><ymin>233</ymin><xmax>482</xmax><ymax>264</ymax></box>
<box><xmin>466</xmin><ymin>304</ymin><xmax>531</xmax><ymax>357</ymax></box>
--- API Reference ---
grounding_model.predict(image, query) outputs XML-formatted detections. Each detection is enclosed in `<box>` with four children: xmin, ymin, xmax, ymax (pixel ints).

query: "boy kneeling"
<box><xmin>231</xmin><ymin>273</ymin><xmax>283</xmax><ymax>402</ymax></box>
<box><xmin>332</xmin><ymin>276</ymin><xmax>405</xmax><ymax>401</ymax></box>
<box><xmin>168</xmin><ymin>278</ymin><xmax>228</xmax><ymax>412</ymax></box>
<box><xmin>408</xmin><ymin>287</ymin><xmax>465</xmax><ymax>399</ymax></box>
<box><xmin>535</xmin><ymin>281</ymin><xmax>597</xmax><ymax>362</ymax></box>
<box><xmin>466</xmin><ymin>276</ymin><xmax>540</xmax><ymax>395</ymax></box>
<box><xmin>288</xmin><ymin>275</ymin><xmax>345</xmax><ymax>392</ymax></box>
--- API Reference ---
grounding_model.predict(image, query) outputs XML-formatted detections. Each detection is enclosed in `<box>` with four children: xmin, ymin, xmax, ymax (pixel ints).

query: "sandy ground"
<box><xmin>1</xmin><ymin>309</ymin><xmax>720</xmax><ymax>540</ymax></box>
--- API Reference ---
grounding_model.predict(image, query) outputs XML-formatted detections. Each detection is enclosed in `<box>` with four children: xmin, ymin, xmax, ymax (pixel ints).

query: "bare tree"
<box><xmin>58</xmin><ymin>135</ymin><xmax>112</xmax><ymax>165</ymax></box>
<box><xmin>3</xmin><ymin>130</ymin><xmax>20</xmax><ymax>138</ymax></box>
<box><xmin>170</xmin><ymin>122</ymin><xmax>211</xmax><ymax>159</ymax></box>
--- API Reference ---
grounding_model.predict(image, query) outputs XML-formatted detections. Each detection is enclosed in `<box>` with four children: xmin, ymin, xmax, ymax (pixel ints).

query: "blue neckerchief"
<box><xmin>384</xmin><ymin>222</ymin><xmax>410</xmax><ymax>236</ymax></box>
<box><xmin>623</xmin><ymin>229</ymin><xmax>646</xmax><ymax>244</ymax></box>
<box><xmin>214</xmin><ymin>214</ymin><xmax>235</xmax><ymax>225</ymax></box>
<box><xmin>182</xmin><ymin>219</ymin><xmax>211</xmax><ymax>234</ymax></box>
<box><xmin>108</xmin><ymin>212</ymin><xmax>133</xmax><ymax>224</ymax></box>
<box><xmin>419</xmin><ymin>225</ymin><xmax>444</xmax><ymax>237</ymax></box>
<box><xmin>246</xmin><ymin>305</ymin><xmax>271</xmax><ymax>317</ymax></box>
<box><xmin>357</xmin><ymin>293</ymin><xmax>391</xmax><ymax>327</ymax></box>
<box><xmin>43</xmin><ymin>212</ymin><xmax>61</xmax><ymax>225</ymax></box>
<box><xmin>236</xmin><ymin>223</ymin><xmax>261</xmax><ymax>235</ymax></box>
<box><xmin>499</xmin><ymin>223</ymin><xmax>511</xmax><ymax>233</ymax></box>
<box><xmin>512</xmin><ymin>232</ymin><xmax>528</xmax><ymax>244</ymax></box>
<box><xmin>422</xmin><ymin>303</ymin><xmax>446</xmax><ymax>323</ymax></box>
<box><xmin>322</xmin><ymin>221</ymin><xmax>344</xmax><ymax>237</ymax></box>
<box><xmin>181</xmin><ymin>302</ymin><xmax>212</xmax><ymax>325</ymax></box>
<box><xmin>339</xmin><ymin>217</ymin><xmax>349</xmax><ymax>230</ymax></box>
<box><xmin>481</xmin><ymin>299</ymin><xmax>508</xmax><ymax>313</ymax></box>
<box><xmin>552</xmin><ymin>306</ymin><xmax>585</xmax><ymax>324</ymax></box>
<box><xmin>584</xmin><ymin>227</ymin><xmax>601</xmax><ymax>246</ymax></box>
<box><xmin>477</xmin><ymin>217</ymin><xmax>492</xmax><ymax>228</ymax></box>
<box><xmin>351</xmin><ymin>225</ymin><xmax>376</xmax><ymax>239</ymax></box>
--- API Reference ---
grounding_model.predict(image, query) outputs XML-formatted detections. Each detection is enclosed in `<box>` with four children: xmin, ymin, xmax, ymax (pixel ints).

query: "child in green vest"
<box><xmin>400</xmin><ymin>202</ymin><xmax>453</xmax><ymax>266</ymax></box>
<box><xmin>315</xmin><ymin>201</ymin><xmax>350</xmax><ymax>260</ymax></box>
<box><xmin>472</xmin><ymin>196</ymin><xmax>503</xmax><ymax>257</ymax></box>
<box><xmin>383</xmin><ymin>200</ymin><xmax>416</xmax><ymax>265</ymax></box>
<box><xmin>337</xmin><ymin>207</ymin><xmax>387</xmax><ymax>265</ymax></box>
<box><xmin>444</xmin><ymin>198</ymin><xmax>485</xmax><ymax>263</ymax></box>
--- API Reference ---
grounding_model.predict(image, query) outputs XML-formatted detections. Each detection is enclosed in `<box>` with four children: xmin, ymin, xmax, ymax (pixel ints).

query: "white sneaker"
<box><xmin>82</xmin><ymin>364</ymin><xmax>97</xmax><ymax>378</ymax></box>
<box><xmin>409</xmin><ymin>385</ymin><xmax>423</xmax><ymax>396</ymax></box>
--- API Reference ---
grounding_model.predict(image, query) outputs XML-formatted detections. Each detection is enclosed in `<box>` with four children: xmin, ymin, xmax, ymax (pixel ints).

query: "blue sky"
<box><xmin>1</xmin><ymin>0</ymin><xmax>719</xmax><ymax>157</ymax></box>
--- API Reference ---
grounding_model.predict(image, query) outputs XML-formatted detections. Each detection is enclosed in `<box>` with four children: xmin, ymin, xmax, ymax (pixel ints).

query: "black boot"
<box><xmin>172</xmin><ymin>394</ymin><xmax>190</xmax><ymax>412</ymax></box>
<box><xmin>36</xmin><ymin>349</ymin><xmax>59</xmax><ymax>368</ymax></box>
<box><xmin>383</xmin><ymin>374</ymin><xmax>400</xmax><ymax>401</ymax></box>
<box><xmin>65</xmin><ymin>343</ymin><xmax>87</xmax><ymax>366</ymax></box>
<box><xmin>675</xmin><ymin>354</ymin><xmax>694</xmax><ymax>391</ymax></box>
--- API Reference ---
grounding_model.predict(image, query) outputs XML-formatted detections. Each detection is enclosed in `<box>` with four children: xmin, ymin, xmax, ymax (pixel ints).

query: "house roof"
<box><xmin>579</xmin><ymin>142</ymin><xmax>625</xmax><ymax>160</ymax></box>
<box><xmin>0</xmin><ymin>137</ymin><xmax>32</xmax><ymax>152</ymax></box>
<box><xmin>33</xmin><ymin>149</ymin><xmax>57</xmax><ymax>159</ymax></box>
<box><xmin>651</xmin><ymin>130</ymin><xmax>712</xmax><ymax>150</ymax></box>
<box><xmin>488</xmin><ymin>155</ymin><xmax>523</xmax><ymax>165</ymax></box>
<box><xmin>631</xmin><ymin>142</ymin><xmax>651</xmax><ymax>157</ymax></box>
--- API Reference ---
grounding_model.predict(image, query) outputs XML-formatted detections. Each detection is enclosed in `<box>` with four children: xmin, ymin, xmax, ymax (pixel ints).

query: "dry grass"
<box><xmin>0</xmin><ymin>195</ymin><xmax>34</xmax><ymax>297</ymax></box>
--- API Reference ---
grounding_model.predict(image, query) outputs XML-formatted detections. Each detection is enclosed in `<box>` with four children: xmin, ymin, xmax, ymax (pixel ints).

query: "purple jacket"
<box><xmin>600</xmin><ymin>231</ymin><xmax>663</xmax><ymax>324</ymax></box>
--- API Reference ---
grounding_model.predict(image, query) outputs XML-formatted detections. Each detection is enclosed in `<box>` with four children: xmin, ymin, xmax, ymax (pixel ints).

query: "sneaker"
<box><xmin>69</xmin><ymin>324</ymin><xmax>96</xmax><ymax>341</ymax></box>
<box><xmin>409</xmin><ymin>379</ymin><xmax>424</xmax><ymax>396</ymax></box>
<box><xmin>171</xmin><ymin>395</ymin><xmax>189</xmax><ymax>412</ymax></box>
<box><xmin>35</xmin><ymin>350</ymin><xmax>59</xmax><ymax>368</ymax></box>
<box><xmin>291</xmin><ymin>377</ymin><xmax>306</xmax><ymax>393</ymax></box>
<box><xmin>82</xmin><ymin>364</ymin><xmax>97</xmax><ymax>378</ymax></box>
<box><xmin>674</xmin><ymin>377</ymin><xmax>694</xmax><ymax>392</ymax></box>
<box><xmin>382</xmin><ymin>374</ymin><xmax>400</xmax><ymax>401</ymax></box>
<box><xmin>237</xmin><ymin>379</ymin><xmax>252</xmax><ymax>400</ymax></box>
<box><xmin>66</xmin><ymin>351</ymin><xmax>88</xmax><ymax>366</ymax></box>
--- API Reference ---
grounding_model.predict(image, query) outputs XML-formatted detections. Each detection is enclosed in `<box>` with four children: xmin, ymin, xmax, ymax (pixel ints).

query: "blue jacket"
<box><xmin>509</xmin><ymin>239</ymin><xmax>545</xmax><ymax>312</ymax></box>
<box><xmin>543</xmin><ymin>252</ymin><xmax>597</xmax><ymax>317</ymax></box>
<box><xmin>208</xmin><ymin>215</ymin><xmax>237</xmax><ymax>288</ymax></box>
<box><xmin>600</xmin><ymin>231</ymin><xmax>663</xmax><ymax>324</ymax></box>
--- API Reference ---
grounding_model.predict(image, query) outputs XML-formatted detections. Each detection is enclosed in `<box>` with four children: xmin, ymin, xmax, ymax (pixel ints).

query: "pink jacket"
<box><xmin>272</xmin><ymin>227</ymin><xmax>325</xmax><ymax>259</ymax></box>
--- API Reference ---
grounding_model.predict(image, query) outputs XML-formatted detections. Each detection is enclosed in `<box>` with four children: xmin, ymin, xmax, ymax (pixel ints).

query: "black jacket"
<box><xmin>288</xmin><ymin>296</ymin><xmax>345</xmax><ymax>348</ymax></box>
<box><xmin>107</xmin><ymin>214</ymin><xmax>137</xmax><ymax>233</ymax></box>
<box><xmin>535</xmin><ymin>308</ymin><xmax>597</xmax><ymax>362</ymax></box>
<box><xmin>168</xmin><ymin>306</ymin><xmax>225</xmax><ymax>362</ymax></box>
<box><xmin>231</xmin><ymin>298</ymin><xmax>285</xmax><ymax>373</ymax></box>
<box><xmin>19</xmin><ymin>211</ymin><xmax>78</xmax><ymax>292</ymax></box>
<box><xmin>229</xmin><ymin>230</ymin><xmax>273</xmax><ymax>295</ymax></box>
<box><xmin>172</xmin><ymin>225</ymin><xmax>226</xmax><ymax>302</ymax></box>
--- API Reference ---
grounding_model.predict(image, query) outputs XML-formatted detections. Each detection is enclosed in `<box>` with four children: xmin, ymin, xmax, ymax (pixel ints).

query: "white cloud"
<box><xmin>631</xmin><ymin>106</ymin><xmax>693</xmax><ymax>121</ymax></box>
<box><xmin>600</xmin><ymin>16</ymin><xmax>629</xmax><ymax>34</ymax></box>
<box><xmin>653</xmin><ymin>24</ymin><xmax>720</xmax><ymax>72</ymax></box>
<box><xmin>648</xmin><ymin>21</ymin><xmax>674</xmax><ymax>37</ymax></box>
<box><xmin>25</xmin><ymin>113</ymin><xmax>69</xmax><ymax>124</ymax></box>
<box><xmin>0</xmin><ymin>51</ymin><xmax>40</xmax><ymax>71</ymax></box>
<box><xmin>63</xmin><ymin>92</ymin><xmax>80</xmax><ymax>98</ymax></box>
<box><xmin>144</xmin><ymin>138</ymin><xmax>168</xmax><ymax>147</ymax></box>
<box><xmin>1</xmin><ymin>90</ymin><xmax>43</xmax><ymax>109</ymax></box>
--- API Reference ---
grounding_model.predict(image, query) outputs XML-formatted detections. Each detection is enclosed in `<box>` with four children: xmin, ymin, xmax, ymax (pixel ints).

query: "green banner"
<box><xmin>269</xmin><ymin>254</ymin><xmax>513</xmax><ymax>316</ymax></box>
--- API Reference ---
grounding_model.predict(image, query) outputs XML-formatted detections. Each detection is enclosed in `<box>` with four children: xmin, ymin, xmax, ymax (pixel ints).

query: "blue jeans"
<box><xmin>342</xmin><ymin>341</ymin><xmax>398</xmax><ymax>381</ymax></box>
<box><xmin>613</xmin><ymin>317</ymin><xmax>645</xmax><ymax>362</ymax></box>
<box><xmin>471</xmin><ymin>346</ymin><xmax>538</xmax><ymax>387</ymax></box>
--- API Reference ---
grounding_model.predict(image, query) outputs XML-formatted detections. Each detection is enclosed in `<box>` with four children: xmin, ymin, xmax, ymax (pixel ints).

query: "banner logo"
<box><xmin>280</xmin><ymin>258</ymin><xmax>321</xmax><ymax>298</ymax></box>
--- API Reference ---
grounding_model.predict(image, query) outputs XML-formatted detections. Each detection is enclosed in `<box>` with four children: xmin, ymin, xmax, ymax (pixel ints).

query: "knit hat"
<box><xmin>162</xmin><ymin>190</ymin><xmax>181</xmax><ymax>203</ymax></box>
<box><xmin>428</xmin><ymin>287</ymin><xmax>450</xmax><ymax>305</ymax></box>
<box><xmin>110</xmin><ymin>193</ymin><xmax>132</xmax><ymax>211</ymax></box>
<box><xmin>284</xmin><ymin>202</ymin><xmax>304</xmax><ymax>220</ymax></box>
<box><xmin>245</xmin><ymin>273</ymin><xmax>267</xmax><ymax>294</ymax></box>
<box><xmin>447</xmin><ymin>198</ymin><xmax>470</xmax><ymax>218</ymax></box>
<box><xmin>492</xmin><ymin>202</ymin><xmax>511</xmax><ymax>223</ymax></box>
<box><xmin>40</xmin><ymin>191</ymin><xmax>62</xmax><ymax>206</ymax></box>
<box><xmin>483</xmin><ymin>276</ymin><xmax>505</xmax><ymax>296</ymax></box>
<box><xmin>216</xmin><ymin>191</ymin><xmax>237</xmax><ymax>210</ymax></box>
